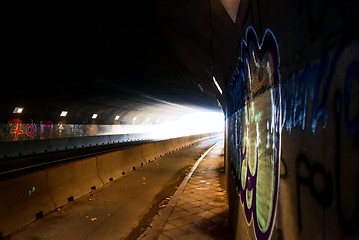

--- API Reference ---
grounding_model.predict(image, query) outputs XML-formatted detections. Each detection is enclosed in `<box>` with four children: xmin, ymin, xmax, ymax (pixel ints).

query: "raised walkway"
<box><xmin>139</xmin><ymin>139</ymin><xmax>234</xmax><ymax>240</ymax></box>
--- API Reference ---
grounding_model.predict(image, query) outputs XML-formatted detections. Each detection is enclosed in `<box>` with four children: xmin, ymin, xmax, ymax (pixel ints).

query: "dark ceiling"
<box><xmin>3</xmin><ymin>1</ymin><xmax>240</xmax><ymax>124</ymax></box>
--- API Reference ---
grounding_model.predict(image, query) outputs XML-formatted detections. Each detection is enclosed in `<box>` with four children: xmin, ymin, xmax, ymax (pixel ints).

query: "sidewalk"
<box><xmin>139</xmin><ymin>140</ymin><xmax>234</xmax><ymax>240</ymax></box>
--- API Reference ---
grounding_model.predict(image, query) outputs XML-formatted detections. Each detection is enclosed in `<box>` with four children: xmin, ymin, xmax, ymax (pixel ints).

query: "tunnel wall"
<box><xmin>0</xmin><ymin>132</ymin><xmax>221</xmax><ymax>238</ymax></box>
<box><xmin>224</xmin><ymin>0</ymin><xmax>358</xmax><ymax>239</ymax></box>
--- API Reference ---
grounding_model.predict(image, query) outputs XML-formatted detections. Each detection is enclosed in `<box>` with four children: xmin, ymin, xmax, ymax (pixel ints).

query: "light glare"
<box><xmin>151</xmin><ymin>111</ymin><xmax>224</xmax><ymax>139</ymax></box>
<box><xmin>100</xmin><ymin>111</ymin><xmax>224</xmax><ymax>140</ymax></box>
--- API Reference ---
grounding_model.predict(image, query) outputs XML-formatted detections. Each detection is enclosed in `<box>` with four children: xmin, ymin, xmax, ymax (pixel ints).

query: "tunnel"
<box><xmin>1</xmin><ymin>0</ymin><xmax>358</xmax><ymax>239</ymax></box>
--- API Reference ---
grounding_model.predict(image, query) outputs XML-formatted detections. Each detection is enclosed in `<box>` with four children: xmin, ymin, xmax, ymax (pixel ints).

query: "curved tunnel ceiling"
<box><xmin>3</xmin><ymin>1</ymin><xmax>240</xmax><ymax>125</ymax></box>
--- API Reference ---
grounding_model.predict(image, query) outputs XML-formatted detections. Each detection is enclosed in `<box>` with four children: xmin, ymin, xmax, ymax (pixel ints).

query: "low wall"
<box><xmin>0</xmin><ymin>132</ymin><xmax>220</xmax><ymax>238</ymax></box>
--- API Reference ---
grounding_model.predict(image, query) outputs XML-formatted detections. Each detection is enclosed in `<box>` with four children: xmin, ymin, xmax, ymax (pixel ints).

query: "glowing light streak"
<box><xmin>213</xmin><ymin>76</ymin><xmax>223</xmax><ymax>95</ymax></box>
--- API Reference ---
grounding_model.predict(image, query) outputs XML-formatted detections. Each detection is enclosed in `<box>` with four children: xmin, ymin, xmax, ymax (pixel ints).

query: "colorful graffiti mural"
<box><xmin>3</xmin><ymin>120</ymin><xmax>130</xmax><ymax>142</ymax></box>
<box><xmin>5</xmin><ymin>119</ymin><xmax>70</xmax><ymax>141</ymax></box>
<box><xmin>228</xmin><ymin>22</ymin><xmax>359</xmax><ymax>238</ymax></box>
<box><xmin>228</xmin><ymin>26</ymin><xmax>281</xmax><ymax>240</ymax></box>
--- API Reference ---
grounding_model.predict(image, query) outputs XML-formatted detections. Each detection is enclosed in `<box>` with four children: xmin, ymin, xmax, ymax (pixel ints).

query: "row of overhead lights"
<box><xmin>13</xmin><ymin>107</ymin><xmax>122</xmax><ymax>121</ymax></box>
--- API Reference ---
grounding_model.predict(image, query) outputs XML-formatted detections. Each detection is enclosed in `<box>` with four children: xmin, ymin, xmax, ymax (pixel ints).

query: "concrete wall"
<box><xmin>224</xmin><ymin>0</ymin><xmax>358</xmax><ymax>239</ymax></box>
<box><xmin>0</xmin><ymin>132</ymin><xmax>220</xmax><ymax>238</ymax></box>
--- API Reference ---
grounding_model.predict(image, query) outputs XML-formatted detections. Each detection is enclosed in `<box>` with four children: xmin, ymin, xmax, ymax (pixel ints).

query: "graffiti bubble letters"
<box><xmin>25</xmin><ymin>122</ymin><xmax>37</xmax><ymax>140</ymax></box>
<box><xmin>228</xmin><ymin>25</ymin><xmax>281</xmax><ymax>240</ymax></box>
<box><xmin>8</xmin><ymin>119</ymin><xmax>24</xmax><ymax>141</ymax></box>
<box><xmin>7</xmin><ymin>119</ymin><xmax>54</xmax><ymax>141</ymax></box>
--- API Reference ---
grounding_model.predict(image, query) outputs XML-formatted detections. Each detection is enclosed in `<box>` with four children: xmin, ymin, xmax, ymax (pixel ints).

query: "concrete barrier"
<box><xmin>96</xmin><ymin>149</ymin><xmax>128</xmax><ymax>184</ymax></box>
<box><xmin>119</xmin><ymin>145</ymin><xmax>148</xmax><ymax>173</ymax></box>
<box><xmin>161</xmin><ymin>139</ymin><xmax>176</xmax><ymax>154</ymax></box>
<box><xmin>141</xmin><ymin>141</ymin><xmax>167</xmax><ymax>162</ymax></box>
<box><xmin>0</xmin><ymin>170</ymin><xmax>55</xmax><ymax>237</ymax></box>
<box><xmin>0</xmin><ymin>132</ymin><xmax>220</xmax><ymax>238</ymax></box>
<box><xmin>47</xmin><ymin>156</ymin><xmax>103</xmax><ymax>208</ymax></box>
<box><xmin>97</xmin><ymin>145</ymin><xmax>146</xmax><ymax>185</ymax></box>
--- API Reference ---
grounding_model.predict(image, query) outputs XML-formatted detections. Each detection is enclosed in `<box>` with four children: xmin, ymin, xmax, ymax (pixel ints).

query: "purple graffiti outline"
<box><xmin>229</xmin><ymin>25</ymin><xmax>281</xmax><ymax>240</ymax></box>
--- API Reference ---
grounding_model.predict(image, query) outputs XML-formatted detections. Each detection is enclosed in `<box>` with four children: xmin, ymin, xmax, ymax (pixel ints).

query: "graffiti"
<box><xmin>293</xmin><ymin>40</ymin><xmax>359</xmax><ymax>234</ymax></box>
<box><xmin>58</xmin><ymin>122</ymin><xmax>64</xmax><ymax>136</ymax></box>
<box><xmin>40</xmin><ymin>121</ymin><xmax>53</xmax><ymax>139</ymax></box>
<box><xmin>26</xmin><ymin>121</ymin><xmax>37</xmax><ymax>140</ymax></box>
<box><xmin>281</xmin><ymin>52</ymin><xmax>332</xmax><ymax>133</ymax></box>
<box><xmin>2</xmin><ymin>119</ymin><xmax>138</xmax><ymax>142</ymax></box>
<box><xmin>342</xmin><ymin>61</ymin><xmax>359</xmax><ymax>137</ymax></box>
<box><xmin>295</xmin><ymin>135</ymin><xmax>359</xmax><ymax>235</ymax></box>
<box><xmin>281</xmin><ymin>40</ymin><xmax>359</xmax><ymax>134</ymax></box>
<box><xmin>228</xmin><ymin>25</ymin><xmax>281</xmax><ymax>240</ymax></box>
<box><xmin>295</xmin><ymin>153</ymin><xmax>333</xmax><ymax>230</ymax></box>
<box><xmin>228</xmin><ymin>23</ymin><xmax>358</xmax><ymax>238</ymax></box>
<box><xmin>3</xmin><ymin>119</ymin><xmax>129</xmax><ymax>142</ymax></box>
<box><xmin>334</xmin><ymin>90</ymin><xmax>359</xmax><ymax>234</ymax></box>
<box><xmin>5</xmin><ymin>120</ymin><xmax>94</xmax><ymax>141</ymax></box>
<box><xmin>8</xmin><ymin>119</ymin><xmax>24</xmax><ymax>141</ymax></box>
<box><xmin>28</xmin><ymin>186</ymin><xmax>36</xmax><ymax>197</ymax></box>
<box><xmin>7</xmin><ymin>119</ymin><xmax>55</xmax><ymax>141</ymax></box>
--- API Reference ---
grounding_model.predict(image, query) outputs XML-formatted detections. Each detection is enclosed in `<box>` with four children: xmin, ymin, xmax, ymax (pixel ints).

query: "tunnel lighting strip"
<box><xmin>213</xmin><ymin>76</ymin><xmax>223</xmax><ymax>95</ymax></box>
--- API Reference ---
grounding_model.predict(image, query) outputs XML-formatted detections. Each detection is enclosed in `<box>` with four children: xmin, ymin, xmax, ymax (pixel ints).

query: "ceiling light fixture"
<box><xmin>13</xmin><ymin>107</ymin><xmax>24</xmax><ymax>114</ymax></box>
<box><xmin>60</xmin><ymin>111</ymin><xmax>68</xmax><ymax>117</ymax></box>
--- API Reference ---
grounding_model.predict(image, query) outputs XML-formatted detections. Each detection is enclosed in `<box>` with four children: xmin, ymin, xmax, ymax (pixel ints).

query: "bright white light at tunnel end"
<box><xmin>100</xmin><ymin>104</ymin><xmax>224</xmax><ymax>140</ymax></box>
<box><xmin>151</xmin><ymin>110</ymin><xmax>225</xmax><ymax>140</ymax></box>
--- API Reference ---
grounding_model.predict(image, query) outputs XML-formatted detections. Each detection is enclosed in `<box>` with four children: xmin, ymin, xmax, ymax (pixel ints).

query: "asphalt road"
<box><xmin>9</xmin><ymin>136</ymin><xmax>223</xmax><ymax>240</ymax></box>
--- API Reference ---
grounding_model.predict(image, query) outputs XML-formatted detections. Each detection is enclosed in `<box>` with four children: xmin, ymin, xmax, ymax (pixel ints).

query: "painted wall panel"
<box><xmin>225</xmin><ymin>1</ymin><xmax>358</xmax><ymax>238</ymax></box>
